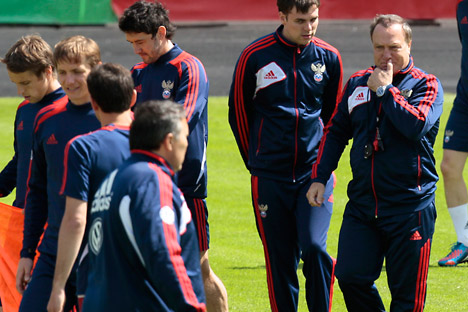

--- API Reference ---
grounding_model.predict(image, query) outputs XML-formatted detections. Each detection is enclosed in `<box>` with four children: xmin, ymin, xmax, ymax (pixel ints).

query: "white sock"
<box><xmin>448</xmin><ymin>203</ymin><xmax>468</xmax><ymax>247</ymax></box>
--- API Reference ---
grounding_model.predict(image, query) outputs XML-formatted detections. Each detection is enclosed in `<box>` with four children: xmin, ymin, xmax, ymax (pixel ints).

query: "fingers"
<box><xmin>16</xmin><ymin>269</ymin><xmax>28</xmax><ymax>294</ymax></box>
<box><xmin>16</xmin><ymin>258</ymin><xmax>32</xmax><ymax>294</ymax></box>
<box><xmin>306</xmin><ymin>183</ymin><xmax>325</xmax><ymax>207</ymax></box>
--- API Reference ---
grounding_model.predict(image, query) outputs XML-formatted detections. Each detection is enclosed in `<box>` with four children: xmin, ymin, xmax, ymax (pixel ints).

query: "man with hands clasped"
<box><xmin>307</xmin><ymin>14</ymin><xmax>443</xmax><ymax>311</ymax></box>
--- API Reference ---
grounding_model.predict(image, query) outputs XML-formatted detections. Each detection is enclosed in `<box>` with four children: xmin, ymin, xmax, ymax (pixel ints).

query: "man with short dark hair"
<box><xmin>82</xmin><ymin>100</ymin><xmax>206</xmax><ymax>311</ymax></box>
<box><xmin>119</xmin><ymin>2</ymin><xmax>228</xmax><ymax>310</ymax></box>
<box><xmin>307</xmin><ymin>14</ymin><xmax>443</xmax><ymax>311</ymax></box>
<box><xmin>228</xmin><ymin>0</ymin><xmax>343</xmax><ymax>310</ymax></box>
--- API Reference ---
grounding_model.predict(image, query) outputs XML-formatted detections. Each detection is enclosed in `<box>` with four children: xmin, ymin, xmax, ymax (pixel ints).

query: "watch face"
<box><xmin>377</xmin><ymin>86</ymin><xmax>385</xmax><ymax>97</ymax></box>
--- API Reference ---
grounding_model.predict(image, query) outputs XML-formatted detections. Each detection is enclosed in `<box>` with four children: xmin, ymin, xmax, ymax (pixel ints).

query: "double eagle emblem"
<box><xmin>311</xmin><ymin>63</ymin><xmax>325</xmax><ymax>82</ymax></box>
<box><xmin>162</xmin><ymin>80</ymin><xmax>174</xmax><ymax>99</ymax></box>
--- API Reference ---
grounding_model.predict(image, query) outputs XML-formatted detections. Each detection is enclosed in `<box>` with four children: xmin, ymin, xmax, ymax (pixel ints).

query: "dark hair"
<box><xmin>130</xmin><ymin>100</ymin><xmax>185</xmax><ymax>151</ymax></box>
<box><xmin>119</xmin><ymin>1</ymin><xmax>176</xmax><ymax>39</ymax></box>
<box><xmin>370</xmin><ymin>14</ymin><xmax>412</xmax><ymax>44</ymax></box>
<box><xmin>277</xmin><ymin>0</ymin><xmax>320</xmax><ymax>14</ymax></box>
<box><xmin>1</xmin><ymin>35</ymin><xmax>54</xmax><ymax>77</ymax></box>
<box><xmin>54</xmin><ymin>35</ymin><xmax>101</xmax><ymax>69</ymax></box>
<box><xmin>86</xmin><ymin>63</ymin><xmax>134</xmax><ymax>113</ymax></box>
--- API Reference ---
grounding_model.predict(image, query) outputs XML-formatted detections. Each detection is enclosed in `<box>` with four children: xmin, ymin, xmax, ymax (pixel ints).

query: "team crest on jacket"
<box><xmin>258</xmin><ymin>204</ymin><xmax>268</xmax><ymax>218</ymax></box>
<box><xmin>311</xmin><ymin>63</ymin><xmax>326</xmax><ymax>82</ymax></box>
<box><xmin>444</xmin><ymin>130</ymin><xmax>454</xmax><ymax>143</ymax></box>
<box><xmin>400</xmin><ymin>89</ymin><xmax>413</xmax><ymax>99</ymax></box>
<box><xmin>162</xmin><ymin>80</ymin><xmax>174</xmax><ymax>99</ymax></box>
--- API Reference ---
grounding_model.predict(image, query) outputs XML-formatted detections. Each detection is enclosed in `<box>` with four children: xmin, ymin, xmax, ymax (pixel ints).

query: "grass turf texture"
<box><xmin>1</xmin><ymin>95</ymin><xmax>467</xmax><ymax>311</ymax></box>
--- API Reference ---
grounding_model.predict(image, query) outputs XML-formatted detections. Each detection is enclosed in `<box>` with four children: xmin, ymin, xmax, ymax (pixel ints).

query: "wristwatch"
<box><xmin>376</xmin><ymin>85</ymin><xmax>389</xmax><ymax>97</ymax></box>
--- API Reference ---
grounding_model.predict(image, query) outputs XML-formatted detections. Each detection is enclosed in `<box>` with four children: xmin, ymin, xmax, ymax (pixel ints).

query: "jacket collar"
<box><xmin>130</xmin><ymin>149</ymin><xmax>175</xmax><ymax>177</ymax></box>
<box><xmin>274</xmin><ymin>25</ymin><xmax>313</xmax><ymax>50</ymax></box>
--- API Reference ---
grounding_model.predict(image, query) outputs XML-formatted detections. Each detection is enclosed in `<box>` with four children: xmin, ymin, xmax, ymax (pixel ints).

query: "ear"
<box><xmin>90</xmin><ymin>97</ymin><xmax>100</xmax><ymax>112</ymax></box>
<box><xmin>279</xmin><ymin>11</ymin><xmax>287</xmax><ymax>25</ymax></box>
<box><xmin>45</xmin><ymin>65</ymin><xmax>53</xmax><ymax>76</ymax></box>
<box><xmin>130</xmin><ymin>90</ymin><xmax>137</xmax><ymax>107</ymax></box>
<box><xmin>162</xmin><ymin>132</ymin><xmax>174</xmax><ymax>152</ymax></box>
<box><xmin>157</xmin><ymin>26</ymin><xmax>167</xmax><ymax>40</ymax></box>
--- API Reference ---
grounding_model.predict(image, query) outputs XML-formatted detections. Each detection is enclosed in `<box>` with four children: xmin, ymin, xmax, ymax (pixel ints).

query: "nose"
<box><xmin>64</xmin><ymin>73</ymin><xmax>75</xmax><ymax>85</ymax></box>
<box><xmin>132</xmin><ymin>43</ymin><xmax>141</xmax><ymax>54</ymax></box>
<box><xmin>17</xmin><ymin>85</ymin><xmax>24</xmax><ymax>96</ymax></box>
<box><xmin>383</xmin><ymin>48</ymin><xmax>392</xmax><ymax>59</ymax></box>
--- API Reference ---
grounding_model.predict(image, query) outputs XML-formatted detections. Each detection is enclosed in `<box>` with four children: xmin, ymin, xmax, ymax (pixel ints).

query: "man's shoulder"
<box><xmin>72</xmin><ymin>126</ymin><xmax>129</xmax><ymax>149</ymax></box>
<box><xmin>242</xmin><ymin>32</ymin><xmax>277</xmax><ymax>53</ymax></box>
<box><xmin>168</xmin><ymin>49</ymin><xmax>206</xmax><ymax>71</ymax></box>
<box><xmin>349</xmin><ymin>67</ymin><xmax>374</xmax><ymax>80</ymax></box>
<box><xmin>311</xmin><ymin>37</ymin><xmax>341</xmax><ymax>57</ymax></box>
<box><xmin>410</xmin><ymin>65</ymin><xmax>439</xmax><ymax>80</ymax></box>
<box><xmin>34</xmin><ymin>101</ymin><xmax>68</xmax><ymax>132</ymax></box>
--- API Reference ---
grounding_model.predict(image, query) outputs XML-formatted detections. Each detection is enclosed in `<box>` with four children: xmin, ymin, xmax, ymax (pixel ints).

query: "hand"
<box><xmin>367</xmin><ymin>59</ymin><xmax>393</xmax><ymax>92</ymax></box>
<box><xmin>16</xmin><ymin>257</ymin><xmax>33</xmax><ymax>294</ymax></box>
<box><xmin>306</xmin><ymin>182</ymin><xmax>325</xmax><ymax>206</ymax></box>
<box><xmin>47</xmin><ymin>287</ymin><xmax>66</xmax><ymax>312</ymax></box>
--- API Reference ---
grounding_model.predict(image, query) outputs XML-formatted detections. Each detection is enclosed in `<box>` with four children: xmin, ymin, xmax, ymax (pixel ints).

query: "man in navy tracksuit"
<box><xmin>83</xmin><ymin>100</ymin><xmax>206</xmax><ymax>311</ymax></box>
<box><xmin>17</xmin><ymin>36</ymin><xmax>101</xmax><ymax>312</ymax></box>
<box><xmin>438</xmin><ymin>0</ymin><xmax>468</xmax><ymax>267</ymax></box>
<box><xmin>118</xmin><ymin>3</ymin><xmax>228</xmax><ymax>310</ymax></box>
<box><xmin>307</xmin><ymin>15</ymin><xmax>443</xmax><ymax>311</ymax></box>
<box><xmin>0</xmin><ymin>34</ymin><xmax>67</xmax><ymax>312</ymax></box>
<box><xmin>229</xmin><ymin>0</ymin><xmax>343</xmax><ymax>310</ymax></box>
<box><xmin>0</xmin><ymin>35</ymin><xmax>67</xmax><ymax>209</ymax></box>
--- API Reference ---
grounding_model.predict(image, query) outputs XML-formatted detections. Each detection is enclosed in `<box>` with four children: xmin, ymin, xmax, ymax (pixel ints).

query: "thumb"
<box><xmin>386</xmin><ymin>59</ymin><xmax>393</xmax><ymax>73</ymax></box>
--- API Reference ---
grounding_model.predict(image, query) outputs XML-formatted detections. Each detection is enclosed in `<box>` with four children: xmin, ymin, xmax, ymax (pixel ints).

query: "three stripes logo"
<box><xmin>46</xmin><ymin>134</ymin><xmax>58</xmax><ymax>145</ymax></box>
<box><xmin>410</xmin><ymin>230</ymin><xmax>422</xmax><ymax>241</ymax></box>
<box><xmin>264</xmin><ymin>70</ymin><xmax>277</xmax><ymax>80</ymax></box>
<box><xmin>354</xmin><ymin>92</ymin><xmax>366</xmax><ymax>102</ymax></box>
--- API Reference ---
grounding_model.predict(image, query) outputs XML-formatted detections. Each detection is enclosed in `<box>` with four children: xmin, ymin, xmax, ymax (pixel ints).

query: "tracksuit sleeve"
<box><xmin>0</xmin><ymin>156</ymin><xmax>17</xmax><ymax>198</ymax></box>
<box><xmin>312</xmin><ymin>82</ymin><xmax>353</xmax><ymax>184</ymax></box>
<box><xmin>381</xmin><ymin>75</ymin><xmax>443</xmax><ymax>141</ymax></box>
<box><xmin>320</xmin><ymin>51</ymin><xmax>344</xmax><ymax>127</ymax></box>
<box><xmin>21</xmin><ymin>129</ymin><xmax>48</xmax><ymax>259</ymax></box>
<box><xmin>0</xmin><ymin>114</ymin><xmax>19</xmax><ymax>198</ymax></box>
<box><xmin>132</xmin><ymin>177</ymin><xmax>205</xmax><ymax>312</ymax></box>
<box><xmin>228</xmin><ymin>53</ymin><xmax>256</xmax><ymax>169</ymax></box>
<box><xmin>173</xmin><ymin>57</ymin><xmax>209</xmax><ymax>133</ymax></box>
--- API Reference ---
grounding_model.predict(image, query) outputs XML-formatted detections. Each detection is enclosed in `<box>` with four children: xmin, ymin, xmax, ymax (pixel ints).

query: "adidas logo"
<box><xmin>264</xmin><ymin>70</ymin><xmax>277</xmax><ymax>80</ymax></box>
<box><xmin>462</xmin><ymin>16</ymin><xmax>468</xmax><ymax>24</ymax></box>
<box><xmin>46</xmin><ymin>134</ymin><xmax>58</xmax><ymax>145</ymax></box>
<box><xmin>17</xmin><ymin>121</ymin><xmax>24</xmax><ymax>131</ymax></box>
<box><xmin>410</xmin><ymin>231</ymin><xmax>422</xmax><ymax>241</ymax></box>
<box><xmin>354</xmin><ymin>92</ymin><xmax>365</xmax><ymax>102</ymax></box>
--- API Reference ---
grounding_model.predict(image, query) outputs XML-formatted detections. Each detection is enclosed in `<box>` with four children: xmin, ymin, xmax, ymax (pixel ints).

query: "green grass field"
<box><xmin>1</xmin><ymin>95</ymin><xmax>467</xmax><ymax>311</ymax></box>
